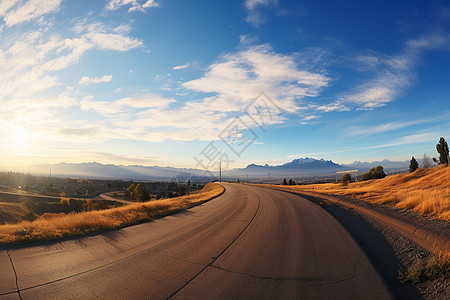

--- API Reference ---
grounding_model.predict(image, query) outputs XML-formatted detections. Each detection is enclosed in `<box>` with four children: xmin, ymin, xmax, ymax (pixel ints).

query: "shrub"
<box><xmin>361</xmin><ymin>166</ymin><xmax>386</xmax><ymax>181</ymax></box>
<box><xmin>399</xmin><ymin>256</ymin><xmax>450</xmax><ymax>283</ymax></box>
<box><xmin>422</xmin><ymin>153</ymin><xmax>433</xmax><ymax>168</ymax></box>
<box><xmin>341</xmin><ymin>173</ymin><xmax>351</xmax><ymax>185</ymax></box>
<box><xmin>60</xmin><ymin>197</ymin><xmax>70</xmax><ymax>206</ymax></box>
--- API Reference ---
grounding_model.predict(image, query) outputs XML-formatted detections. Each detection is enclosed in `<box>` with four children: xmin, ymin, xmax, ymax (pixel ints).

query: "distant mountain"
<box><xmin>244</xmin><ymin>158</ymin><xmax>341</xmax><ymax>170</ymax></box>
<box><xmin>280</xmin><ymin>158</ymin><xmax>342</xmax><ymax>169</ymax></box>
<box><xmin>227</xmin><ymin>157</ymin><xmax>347</xmax><ymax>178</ymax></box>
<box><xmin>27</xmin><ymin>157</ymin><xmax>415</xmax><ymax>181</ymax></box>
<box><xmin>29</xmin><ymin>162</ymin><xmax>210</xmax><ymax>182</ymax></box>
<box><xmin>344</xmin><ymin>159</ymin><xmax>409</xmax><ymax>171</ymax></box>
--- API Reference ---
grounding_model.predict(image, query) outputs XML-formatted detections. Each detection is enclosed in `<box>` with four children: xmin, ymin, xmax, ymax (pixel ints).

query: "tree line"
<box><xmin>341</xmin><ymin>137</ymin><xmax>448</xmax><ymax>184</ymax></box>
<box><xmin>409</xmin><ymin>137</ymin><xmax>449</xmax><ymax>172</ymax></box>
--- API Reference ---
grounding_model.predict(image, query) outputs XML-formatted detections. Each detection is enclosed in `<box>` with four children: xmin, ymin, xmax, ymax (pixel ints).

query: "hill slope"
<box><xmin>276</xmin><ymin>166</ymin><xmax>450</xmax><ymax>222</ymax></box>
<box><xmin>0</xmin><ymin>202</ymin><xmax>30</xmax><ymax>224</ymax></box>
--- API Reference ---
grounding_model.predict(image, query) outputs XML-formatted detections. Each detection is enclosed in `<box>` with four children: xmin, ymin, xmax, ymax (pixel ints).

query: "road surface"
<box><xmin>0</xmin><ymin>183</ymin><xmax>392</xmax><ymax>299</ymax></box>
<box><xmin>98</xmin><ymin>192</ymin><xmax>134</xmax><ymax>204</ymax></box>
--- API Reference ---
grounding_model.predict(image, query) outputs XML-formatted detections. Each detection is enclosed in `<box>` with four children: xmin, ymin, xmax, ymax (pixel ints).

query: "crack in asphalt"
<box><xmin>5</xmin><ymin>224</ymin><xmax>218</xmax><ymax>296</ymax></box>
<box><xmin>208</xmin><ymin>264</ymin><xmax>359</xmax><ymax>285</ymax></box>
<box><xmin>6</xmin><ymin>247</ymin><xmax>22</xmax><ymax>300</ymax></box>
<box><xmin>411</xmin><ymin>225</ymin><xmax>421</xmax><ymax>235</ymax></box>
<box><xmin>166</xmin><ymin>193</ymin><xmax>262</xmax><ymax>300</ymax></box>
<box><xmin>148</xmin><ymin>249</ymin><xmax>206</xmax><ymax>267</ymax></box>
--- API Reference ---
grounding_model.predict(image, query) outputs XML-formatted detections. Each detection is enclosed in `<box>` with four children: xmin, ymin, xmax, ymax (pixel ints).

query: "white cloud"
<box><xmin>183</xmin><ymin>44</ymin><xmax>329</xmax><ymax>114</ymax></box>
<box><xmin>81</xmin><ymin>94</ymin><xmax>175</xmax><ymax>115</ymax></box>
<box><xmin>0</xmin><ymin>22</ymin><xmax>142</xmax><ymax>103</ymax></box>
<box><xmin>1</xmin><ymin>0</ymin><xmax>61</xmax><ymax>27</ymax></box>
<box><xmin>345</xmin><ymin>120</ymin><xmax>425</xmax><ymax>137</ymax></box>
<box><xmin>76</xmin><ymin>44</ymin><xmax>330</xmax><ymax>143</ymax></box>
<box><xmin>345</xmin><ymin>84</ymin><xmax>398</xmax><ymax>109</ymax></box>
<box><xmin>0</xmin><ymin>90</ymin><xmax>78</xmax><ymax>146</ymax></box>
<box><xmin>106</xmin><ymin>0</ymin><xmax>159</xmax><ymax>13</ymax></box>
<box><xmin>245</xmin><ymin>0</ymin><xmax>273</xmax><ymax>10</ymax></box>
<box><xmin>339</xmin><ymin>34</ymin><xmax>450</xmax><ymax>110</ymax></box>
<box><xmin>0</xmin><ymin>7</ymin><xmax>146</xmax><ymax>145</ymax></box>
<box><xmin>78</xmin><ymin>22</ymin><xmax>143</xmax><ymax>51</ymax></box>
<box><xmin>244</xmin><ymin>0</ymin><xmax>277</xmax><ymax>26</ymax></box>
<box><xmin>315</xmin><ymin>101</ymin><xmax>349</xmax><ymax>112</ymax></box>
<box><xmin>0</xmin><ymin>0</ymin><xmax>19</xmax><ymax>16</ymax></box>
<box><xmin>343</xmin><ymin>111</ymin><xmax>450</xmax><ymax>138</ymax></box>
<box><xmin>79</xmin><ymin>75</ymin><xmax>113</xmax><ymax>85</ymax></box>
<box><xmin>299</xmin><ymin>114</ymin><xmax>320</xmax><ymax>125</ymax></box>
<box><xmin>172</xmin><ymin>63</ymin><xmax>190</xmax><ymax>70</ymax></box>
<box><xmin>370</xmin><ymin>133</ymin><xmax>437</xmax><ymax>149</ymax></box>
<box><xmin>406</xmin><ymin>34</ymin><xmax>450</xmax><ymax>51</ymax></box>
<box><xmin>302</xmin><ymin>115</ymin><xmax>319</xmax><ymax>121</ymax></box>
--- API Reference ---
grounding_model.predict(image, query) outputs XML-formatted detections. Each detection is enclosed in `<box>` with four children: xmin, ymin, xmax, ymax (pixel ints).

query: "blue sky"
<box><xmin>0</xmin><ymin>0</ymin><xmax>449</xmax><ymax>173</ymax></box>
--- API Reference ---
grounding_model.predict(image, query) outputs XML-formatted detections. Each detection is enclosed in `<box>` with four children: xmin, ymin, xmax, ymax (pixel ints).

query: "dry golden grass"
<box><xmin>399</xmin><ymin>255</ymin><xmax>450</xmax><ymax>283</ymax></box>
<box><xmin>0</xmin><ymin>202</ymin><xmax>30</xmax><ymax>224</ymax></box>
<box><xmin>0</xmin><ymin>183</ymin><xmax>224</xmax><ymax>245</ymax></box>
<box><xmin>269</xmin><ymin>166</ymin><xmax>450</xmax><ymax>222</ymax></box>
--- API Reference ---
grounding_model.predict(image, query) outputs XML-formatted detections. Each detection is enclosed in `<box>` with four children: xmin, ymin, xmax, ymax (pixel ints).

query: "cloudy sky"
<box><xmin>1</xmin><ymin>0</ymin><xmax>449</xmax><ymax>172</ymax></box>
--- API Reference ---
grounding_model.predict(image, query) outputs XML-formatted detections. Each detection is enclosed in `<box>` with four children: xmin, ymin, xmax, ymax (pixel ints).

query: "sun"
<box><xmin>13</xmin><ymin>127</ymin><xmax>31</xmax><ymax>147</ymax></box>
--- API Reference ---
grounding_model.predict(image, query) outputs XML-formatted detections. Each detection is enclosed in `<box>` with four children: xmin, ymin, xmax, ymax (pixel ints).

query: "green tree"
<box><xmin>362</xmin><ymin>166</ymin><xmax>386</xmax><ymax>181</ymax></box>
<box><xmin>409</xmin><ymin>156</ymin><xmax>419</xmax><ymax>172</ymax></box>
<box><xmin>341</xmin><ymin>173</ymin><xmax>351</xmax><ymax>185</ymax></box>
<box><xmin>433</xmin><ymin>137</ymin><xmax>449</xmax><ymax>166</ymax></box>
<box><xmin>282</xmin><ymin>178</ymin><xmax>287</xmax><ymax>185</ymax></box>
<box><xmin>129</xmin><ymin>183</ymin><xmax>150</xmax><ymax>201</ymax></box>
<box><xmin>125</xmin><ymin>183</ymin><xmax>135</xmax><ymax>200</ymax></box>
<box><xmin>288</xmin><ymin>179</ymin><xmax>293</xmax><ymax>185</ymax></box>
<box><xmin>140</xmin><ymin>189</ymin><xmax>150</xmax><ymax>201</ymax></box>
<box><xmin>131</xmin><ymin>183</ymin><xmax>142</xmax><ymax>201</ymax></box>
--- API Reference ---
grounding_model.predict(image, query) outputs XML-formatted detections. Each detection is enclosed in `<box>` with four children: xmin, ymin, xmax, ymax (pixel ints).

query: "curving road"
<box><xmin>0</xmin><ymin>183</ymin><xmax>392</xmax><ymax>299</ymax></box>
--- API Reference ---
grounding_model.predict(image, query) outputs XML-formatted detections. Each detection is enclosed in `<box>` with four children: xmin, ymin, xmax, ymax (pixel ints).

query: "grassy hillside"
<box><xmin>0</xmin><ymin>183</ymin><xmax>224</xmax><ymax>244</ymax></box>
<box><xmin>273</xmin><ymin>166</ymin><xmax>450</xmax><ymax>222</ymax></box>
<box><xmin>0</xmin><ymin>202</ymin><xmax>32</xmax><ymax>224</ymax></box>
<box><xmin>0</xmin><ymin>192</ymin><xmax>122</xmax><ymax>225</ymax></box>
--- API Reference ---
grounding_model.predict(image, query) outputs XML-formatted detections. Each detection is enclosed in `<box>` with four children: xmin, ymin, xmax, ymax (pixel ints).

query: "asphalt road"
<box><xmin>0</xmin><ymin>183</ymin><xmax>392</xmax><ymax>299</ymax></box>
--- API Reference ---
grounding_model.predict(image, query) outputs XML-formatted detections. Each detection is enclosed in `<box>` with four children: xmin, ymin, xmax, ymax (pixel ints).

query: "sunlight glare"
<box><xmin>13</xmin><ymin>127</ymin><xmax>31</xmax><ymax>147</ymax></box>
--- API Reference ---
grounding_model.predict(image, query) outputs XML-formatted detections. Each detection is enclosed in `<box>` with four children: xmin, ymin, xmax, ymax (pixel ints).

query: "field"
<box><xmin>0</xmin><ymin>191</ymin><xmax>121</xmax><ymax>225</ymax></box>
<box><xmin>270</xmin><ymin>166</ymin><xmax>450</xmax><ymax>222</ymax></box>
<box><xmin>0</xmin><ymin>183</ymin><xmax>224</xmax><ymax>244</ymax></box>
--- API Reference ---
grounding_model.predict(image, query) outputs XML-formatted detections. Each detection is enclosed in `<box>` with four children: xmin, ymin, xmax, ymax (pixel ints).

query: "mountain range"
<box><xmin>27</xmin><ymin>157</ymin><xmax>413</xmax><ymax>181</ymax></box>
<box><xmin>29</xmin><ymin>162</ymin><xmax>208</xmax><ymax>182</ymax></box>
